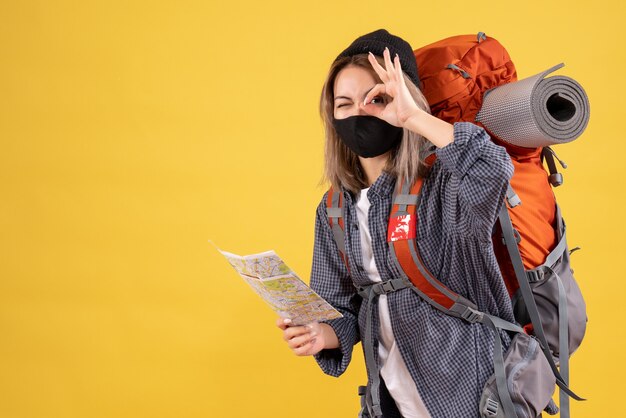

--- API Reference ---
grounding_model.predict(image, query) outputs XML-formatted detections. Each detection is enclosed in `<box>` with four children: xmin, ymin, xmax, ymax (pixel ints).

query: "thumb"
<box><xmin>276</xmin><ymin>317</ymin><xmax>292</xmax><ymax>330</ymax></box>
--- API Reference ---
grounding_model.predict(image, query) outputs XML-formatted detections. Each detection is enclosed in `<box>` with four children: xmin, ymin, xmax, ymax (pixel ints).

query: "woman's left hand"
<box><xmin>361</xmin><ymin>47</ymin><xmax>421</xmax><ymax>128</ymax></box>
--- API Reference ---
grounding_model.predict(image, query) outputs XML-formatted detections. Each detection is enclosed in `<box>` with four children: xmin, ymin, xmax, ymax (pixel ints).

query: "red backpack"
<box><xmin>328</xmin><ymin>32</ymin><xmax>588</xmax><ymax>418</ymax></box>
<box><xmin>413</xmin><ymin>34</ymin><xmax>587</xmax><ymax>384</ymax></box>
<box><xmin>414</xmin><ymin>32</ymin><xmax>588</xmax><ymax>417</ymax></box>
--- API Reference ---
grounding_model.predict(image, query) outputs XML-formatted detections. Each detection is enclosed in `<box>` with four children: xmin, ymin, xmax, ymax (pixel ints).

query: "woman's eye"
<box><xmin>370</xmin><ymin>96</ymin><xmax>384</xmax><ymax>104</ymax></box>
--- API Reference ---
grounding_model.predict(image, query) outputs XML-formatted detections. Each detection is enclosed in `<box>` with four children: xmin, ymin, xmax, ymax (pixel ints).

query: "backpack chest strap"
<box><xmin>356</xmin><ymin>278</ymin><xmax>408</xmax><ymax>299</ymax></box>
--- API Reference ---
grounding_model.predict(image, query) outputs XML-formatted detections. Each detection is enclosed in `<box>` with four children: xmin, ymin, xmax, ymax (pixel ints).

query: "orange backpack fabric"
<box><xmin>413</xmin><ymin>33</ymin><xmax>516</xmax><ymax>124</ymax></box>
<box><xmin>496</xmin><ymin>140</ymin><xmax>557</xmax><ymax>270</ymax></box>
<box><xmin>413</xmin><ymin>33</ymin><xmax>557</xmax><ymax>296</ymax></box>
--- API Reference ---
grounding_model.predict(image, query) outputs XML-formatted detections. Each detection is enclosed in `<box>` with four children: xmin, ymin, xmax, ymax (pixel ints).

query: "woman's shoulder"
<box><xmin>315</xmin><ymin>187</ymin><xmax>337</xmax><ymax>221</ymax></box>
<box><xmin>315</xmin><ymin>185</ymin><xmax>358</xmax><ymax>227</ymax></box>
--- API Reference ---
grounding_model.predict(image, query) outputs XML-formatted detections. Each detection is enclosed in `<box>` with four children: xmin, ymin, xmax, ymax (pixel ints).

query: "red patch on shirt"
<box><xmin>388</xmin><ymin>214</ymin><xmax>416</xmax><ymax>242</ymax></box>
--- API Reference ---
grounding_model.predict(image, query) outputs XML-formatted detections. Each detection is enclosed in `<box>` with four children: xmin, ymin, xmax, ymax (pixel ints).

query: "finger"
<box><xmin>359</xmin><ymin>102</ymin><xmax>382</xmax><ymax>118</ymax></box>
<box><xmin>293</xmin><ymin>338</ymin><xmax>317</xmax><ymax>356</ymax></box>
<box><xmin>368</xmin><ymin>52</ymin><xmax>390</xmax><ymax>83</ymax></box>
<box><xmin>283</xmin><ymin>326</ymin><xmax>310</xmax><ymax>341</ymax></box>
<box><xmin>394</xmin><ymin>54</ymin><xmax>406</xmax><ymax>87</ymax></box>
<box><xmin>383</xmin><ymin>47</ymin><xmax>397</xmax><ymax>82</ymax></box>
<box><xmin>276</xmin><ymin>317</ymin><xmax>292</xmax><ymax>330</ymax></box>
<box><xmin>363</xmin><ymin>83</ymin><xmax>387</xmax><ymax>106</ymax></box>
<box><xmin>283</xmin><ymin>325</ymin><xmax>313</xmax><ymax>341</ymax></box>
<box><xmin>288</xmin><ymin>331</ymin><xmax>317</xmax><ymax>349</ymax></box>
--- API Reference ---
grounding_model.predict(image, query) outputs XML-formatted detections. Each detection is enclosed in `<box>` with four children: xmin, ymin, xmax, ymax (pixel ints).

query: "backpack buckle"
<box><xmin>380</xmin><ymin>280</ymin><xmax>398</xmax><ymax>293</ymax></box>
<box><xmin>526</xmin><ymin>269</ymin><xmax>545</xmax><ymax>283</ymax></box>
<box><xmin>460</xmin><ymin>306</ymin><xmax>484</xmax><ymax>323</ymax></box>
<box><xmin>375</xmin><ymin>279</ymin><xmax>407</xmax><ymax>295</ymax></box>
<box><xmin>484</xmin><ymin>398</ymin><xmax>499</xmax><ymax>416</ymax></box>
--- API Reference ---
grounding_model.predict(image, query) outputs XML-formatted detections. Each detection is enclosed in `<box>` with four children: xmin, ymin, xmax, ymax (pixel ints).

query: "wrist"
<box><xmin>320</xmin><ymin>323</ymin><xmax>340</xmax><ymax>349</ymax></box>
<box><xmin>404</xmin><ymin>108</ymin><xmax>454</xmax><ymax>148</ymax></box>
<box><xmin>401</xmin><ymin>107</ymin><xmax>426</xmax><ymax>132</ymax></box>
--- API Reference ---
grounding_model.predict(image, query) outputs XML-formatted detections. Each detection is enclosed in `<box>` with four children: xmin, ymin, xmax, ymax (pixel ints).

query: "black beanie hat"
<box><xmin>334</xmin><ymin>29</ymin><xmax>420</xmax><ymax>88</ymax></box>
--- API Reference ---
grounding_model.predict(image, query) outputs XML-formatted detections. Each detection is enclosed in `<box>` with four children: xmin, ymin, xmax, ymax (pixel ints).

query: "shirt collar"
<box><xmin>342</xmin><ymin>171</ymin><xmax>396</xmax><ymax>204</ymax></box>
<box><xmin>367</xmin><ymin>170</ymin><xmax>396</xmax><ymax>201</ymax></box>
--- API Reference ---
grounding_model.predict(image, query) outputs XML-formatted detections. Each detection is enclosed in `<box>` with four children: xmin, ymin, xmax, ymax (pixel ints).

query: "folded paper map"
<box><xmin>217</xmin><ymin>247</ymin><xmax>343</xmax><ymax>326</ymax></box>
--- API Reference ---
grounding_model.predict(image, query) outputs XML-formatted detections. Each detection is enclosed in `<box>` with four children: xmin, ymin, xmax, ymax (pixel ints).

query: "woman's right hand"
<box><xmin>275</xmin><ymin>318</ymin><xmax>338</xmax><ymax>356</ymax></box>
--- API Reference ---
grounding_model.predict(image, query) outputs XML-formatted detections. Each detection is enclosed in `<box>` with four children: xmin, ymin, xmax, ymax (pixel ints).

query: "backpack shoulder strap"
<box><xmin>388</xmin><ymin>176</ymin><xmax>525</xmax><ymax>418</ymax></box>
<box><xmin>388</xmin><ymin>177</ymin><xmax>480</xmax><ymax>318</ymax></box>
<box><xmin>498</xmin><ymin>203</ymin><xmax>584</xmax><ymax>407</ymax></box>
<box><xmin>326</xmin><ymin>186</ymin><xmax>350</xmax><ymax>272</ymax></box>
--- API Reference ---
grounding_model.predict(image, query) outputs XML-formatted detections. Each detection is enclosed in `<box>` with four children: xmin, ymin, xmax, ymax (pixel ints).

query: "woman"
<box><xmin>276</xmin><ymin>29</ymin><xmax>516</xmax><ymax>418</ymax></box>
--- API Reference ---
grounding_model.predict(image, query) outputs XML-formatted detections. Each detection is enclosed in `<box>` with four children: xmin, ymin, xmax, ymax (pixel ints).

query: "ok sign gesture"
<box><xmin>361</xmin><ymin>47</ymin><xmax>454</xmax><ymax>148</ymax></box>
<box><xmin>360</xmin><ymin>47</ymin><xmax>420</xmax><ymax>128</ymax></box>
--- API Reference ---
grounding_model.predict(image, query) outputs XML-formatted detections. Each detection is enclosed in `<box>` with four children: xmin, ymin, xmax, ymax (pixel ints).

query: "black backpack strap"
<box><xmin>542</xmin><ymin>147</ymin><xmax>567</xmax><ymax>187</ymax></box>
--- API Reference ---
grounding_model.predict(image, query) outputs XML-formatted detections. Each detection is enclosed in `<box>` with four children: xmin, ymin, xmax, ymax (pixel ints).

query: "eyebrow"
<box><xmin>334</xmin><ymin>85</ymin><xmax>377</xmax><ymax>102</ymax></box>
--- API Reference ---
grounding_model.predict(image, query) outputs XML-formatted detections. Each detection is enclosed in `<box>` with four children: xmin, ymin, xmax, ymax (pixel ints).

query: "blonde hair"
<box><xmin>319</xmin><ymin>54</ymin><xmax>432</xmax><ymax>195</ymax></box>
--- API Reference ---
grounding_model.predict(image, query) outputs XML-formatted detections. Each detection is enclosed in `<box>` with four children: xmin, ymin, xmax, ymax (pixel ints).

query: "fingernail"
<box><xmin>306</xmin><ymin>324</ymin><xmax>314</xmax><ymax>330</ymax></box>
<box><xmin>283</xmin><ymin>318</ymin><xmax>292</xmax><ymax>324</ymax></box>
<box><xmin>310</xmin><ymin>331</ymin><xmax>317</xmax><ymax>337</ymax></box>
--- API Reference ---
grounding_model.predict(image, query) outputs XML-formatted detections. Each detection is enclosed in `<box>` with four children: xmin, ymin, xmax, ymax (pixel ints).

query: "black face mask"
<box><xmin>332</xmin><ymin>115</ymin><xmax>403</xmax><ymax>158</ymax></box>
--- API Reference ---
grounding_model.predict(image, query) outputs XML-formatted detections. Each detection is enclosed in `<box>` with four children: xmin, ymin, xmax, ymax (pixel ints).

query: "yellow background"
<box><xmin>1</xmin><ymin>1</ymin><xmax>623</xmax><ymax>417</ymax></box>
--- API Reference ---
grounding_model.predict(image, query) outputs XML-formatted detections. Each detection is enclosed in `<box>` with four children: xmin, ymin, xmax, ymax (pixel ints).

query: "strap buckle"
<box><xmin>363</xmin><ymin>279</ymin><xmax>407</xmax><ymax>296</ymax></box>
<box><xmin>380</xmin><ymin>280</ymin><xmax>399</xmax><ymax>294</ymax></box>
<box><xmin>484</xmin><ymin>398</ymin><xmax>499</xmax><ymax>416</ymax></box>
<box><xmin>460</xmin><ymin>306</ymin><xmax>484</xmax><ymax>323</ymax></box>
<box><xmin>526</xmin><ymin>269</ymin><xmax>545</xmax><ymax>283</ymax></box>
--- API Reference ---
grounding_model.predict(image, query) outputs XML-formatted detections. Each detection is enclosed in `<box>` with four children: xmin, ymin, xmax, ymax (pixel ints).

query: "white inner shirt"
<box><xmin>356</xmin><ymin>187</ymin><xmax>431</xmax><ymax>418</ymax></box>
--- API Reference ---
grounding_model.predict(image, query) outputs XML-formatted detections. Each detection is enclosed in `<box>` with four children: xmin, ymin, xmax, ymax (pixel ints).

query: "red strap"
<box><xmin>327</xmin><ymin>186</ymin><xmax>349</xmax><ymax>271</ymax></box>
<box><xmin>327</xmin><ymin>186</ymin><xmax>345</xmax><ymax>230</ymax></box>
<box><xmin>328</xmin><ymin>171</ymin><xmax>464</xmax><ymax>312</ymax></box>
<box><xmin>388</xmin><ymin>177</ymin><xmax>462</xmax><ymax>311</ymax></box>
<box><xmin>393</xmin><ymin>240</ymin><xmax>455</xmax><ymax>309</ymax></box>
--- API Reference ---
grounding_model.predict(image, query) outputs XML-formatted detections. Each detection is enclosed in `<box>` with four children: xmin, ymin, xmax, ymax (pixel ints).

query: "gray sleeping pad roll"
<box><xmin>476</xmin><ymin>63</ymin><xmax>590</xmax><ymax>148</ymax></box>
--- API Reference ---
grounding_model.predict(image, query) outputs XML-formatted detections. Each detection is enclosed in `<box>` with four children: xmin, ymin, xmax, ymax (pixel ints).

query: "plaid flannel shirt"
<box><xmin>311</xmin><ymin>122</ymin><xmax>516</xmax><ymax>418</ymax></box>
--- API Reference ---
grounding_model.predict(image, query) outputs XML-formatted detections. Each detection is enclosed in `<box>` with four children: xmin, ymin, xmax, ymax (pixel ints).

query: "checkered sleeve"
<box><xmin>310</xmin><ymin>194</ymin><xmax>362</xmax><ymax>377</ymax></box>
<box><xmin>435</xmin><ymin>121</ymin><xmax>514</xmax><ymax>241</ymax></box>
